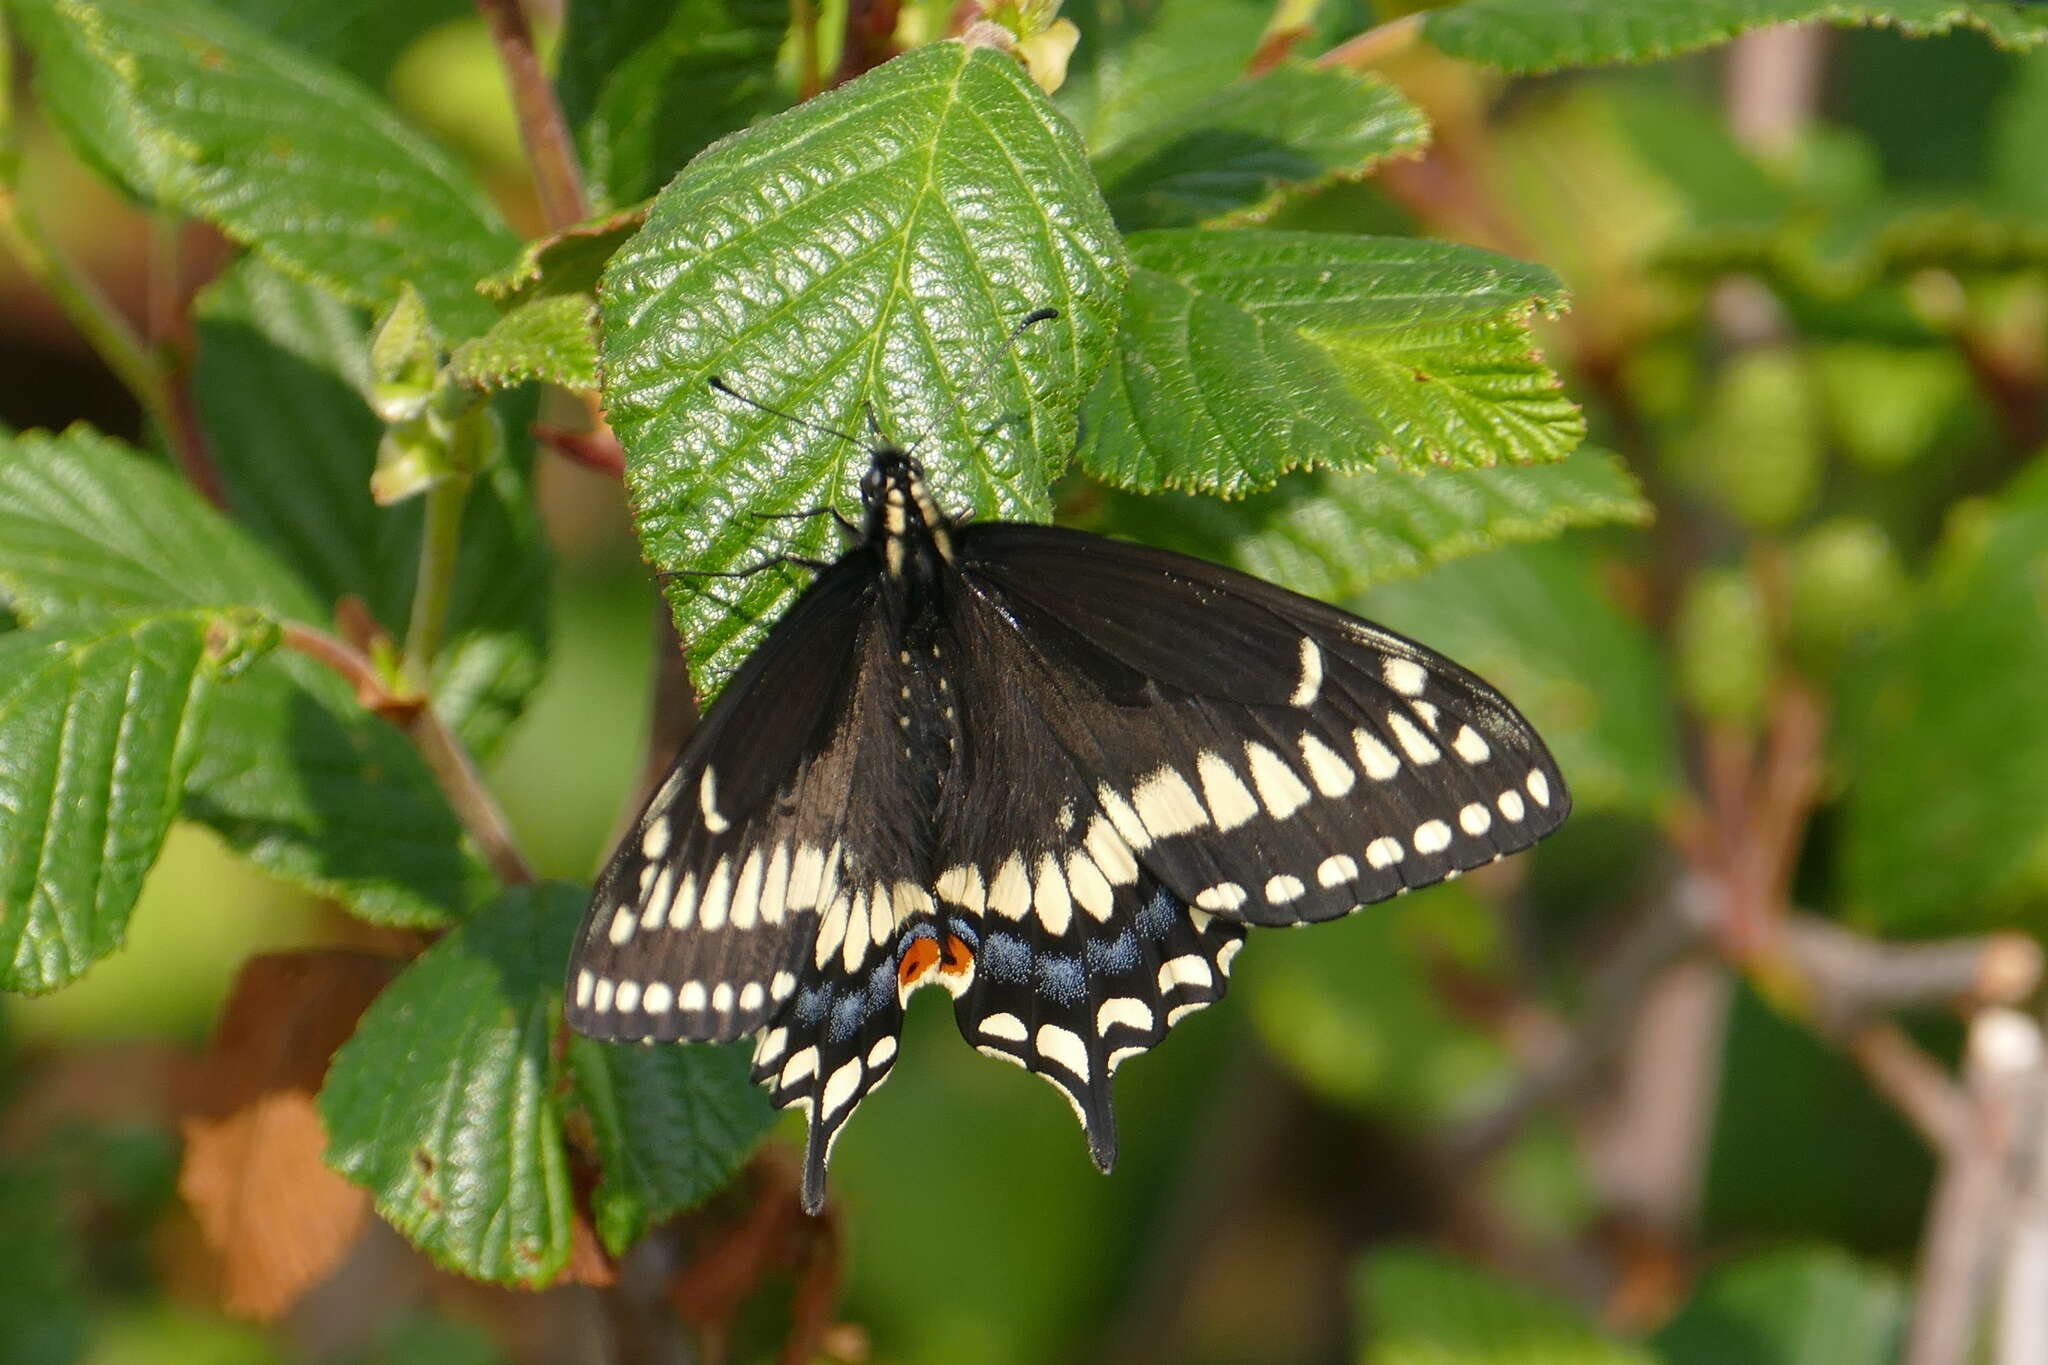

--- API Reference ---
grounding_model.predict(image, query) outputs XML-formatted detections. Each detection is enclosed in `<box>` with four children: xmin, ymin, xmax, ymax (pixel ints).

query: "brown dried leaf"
<box><xmin>178</xmin><ymin>950</ymin><xmax>395</xmax><ymax>1321</ymax></box>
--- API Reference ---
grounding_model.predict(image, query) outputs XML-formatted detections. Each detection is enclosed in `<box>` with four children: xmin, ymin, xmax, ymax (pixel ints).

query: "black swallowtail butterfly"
<box><xmin>566</xmin><ymin>315</ymin><xmax>1569</xmax><ymax>1213</ymax></box>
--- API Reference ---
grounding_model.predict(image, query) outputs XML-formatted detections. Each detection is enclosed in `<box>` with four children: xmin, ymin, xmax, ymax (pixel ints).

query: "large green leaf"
<box><xmin>1841</xmin><ymin>458</ymin><xmax>2048</xmax><ymax>933</ymax></box>
<box><xmin>566</xmin><ymin>1038</ymin><xmax>776</xmax><ymax>1255</ymax></box>
<box><xmin>192</xmin><ymin>259</ymin><xmax>551</xmax><ymax>757</ymax></box>
<box><xmin>555</xmin><ymin>0</ymin><xmax>789</xmax><ymax>209</ymax></box>
<box><xmin>1092</xmin><ymin>63</ymin><xmax>1429</xmax><ymax>231</ymax></box>
<box><xmin>1655</xmin><ymin>1246</ymin><xmax>1908</xmax><ymax>1365</ymax></box>
<box><xmin>320</xmin><ymin>883</ymin><xmax>582</xmax><ymax>1286</ymax></box>
<box><xmin>1095</xmin><ymin>446</ymin><xmax>1651</xmax><ymax>601</ymax></box>
<box><xmin>1078</xmin><ymin>231</ymin><xmax>1583</xmax><ymax>496</ymax></box>
<box><xmin>0</xmin><ymin>614</ymin><xmax>219</xmax><ymax>992</ymax></box>
<box><xmin>1357</xmin><ymin>1248</ymin><xmax>1656</xmax><ymax>1364</ymax></box>
<box><xmin>1363</xmin><ymin>540</ymin><xmax>1681</xmax><ymax>816</ymax></box>
<box><xmin>0</xmin><ymin>427</ymin><xmax>484</xmax><ymax>927</ymax></box>
<box><xmin>1423</xmin><ymin>1</ymin><xmax>2048</xmax><ymax>74</ymax></box>
<box><xmin>11</xmin><ymin>0</ymin><xmax>516</xmax><ymax>335</ymax></box>
<box><xmin>1058</xmin><ymin>0</ymin><xmax>1271</xmax><ymax>154</ymax></box>
<box><xmin>601</xmin><ymin>41</ymin><xmax>1126</xmax><ymax>696</ymax></box>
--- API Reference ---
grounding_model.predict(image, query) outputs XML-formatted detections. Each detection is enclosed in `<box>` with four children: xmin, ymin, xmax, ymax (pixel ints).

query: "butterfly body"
<box><xmin>568</xmin><ymin>443</ymin><xmax>1568</xmax><ymax>1212</ymax></box>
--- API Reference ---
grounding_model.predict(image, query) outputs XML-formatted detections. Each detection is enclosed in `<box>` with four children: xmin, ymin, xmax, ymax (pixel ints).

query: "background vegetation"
<box><xmin>3</xmin><ymin>1</ymin><xmax>2048</xmax><ymax>1362</ymax></box>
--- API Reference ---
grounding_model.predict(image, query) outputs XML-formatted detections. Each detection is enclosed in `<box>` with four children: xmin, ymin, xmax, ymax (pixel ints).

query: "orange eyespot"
<box><xmin>938</xmin><ymin>934</ymin><xmax>973</xmax><ymax>975</ymax></box>
<box><xmin>897</xmin><ymin>937</ymin><xmax>941</xmax><ymax>988</ymax></box>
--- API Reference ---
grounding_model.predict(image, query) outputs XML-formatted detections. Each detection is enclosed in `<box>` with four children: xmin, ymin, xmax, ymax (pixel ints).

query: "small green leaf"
<box><xmin>320</xmin><ymin>882</ymin><xmax>583</xmax><ymax>1286</ymax></box>
<box><xmin>1364</xmin><ymin>540</ymin><xmax>1681</xmax><ymax>816</ymax></box>
<box><xmin>566</xmin><ymin>1038</ymin><xmax>776</xmax><ymax>1255</ymax></box>
<box><xmin>1357</xmin><ymin>1248</ymin><xmax>1657</xmax><ymax>1364</ymax></box>
<box><xmin>369</xmin><ymin>284</ymin><xmax>441</xmax><ymax>423</ymax></box>
<box><xmin>1655</xmin><ymin>1246</ymin><xmax>1908</xmax><ymax>1365</ymax></box>
<box><xmin>11</xmin><ymin>0</ymin><xmax>517</xmax><ymax>335</ymax></box>
<box><xmin>450</xmin><ymin>295</ymin><xmax>601</xmax><ymax>394</ymax></box>
<box><xmin>1059</xmin><ymin>0</ymin><xmax>1271</xmax><ymax>154</ymax></box>
<box><xmin>0</xmin><ymin>614</ymin><xmax>218</xmax><ymax>992</ymax></box>
<box><xmin>1078</xmin><ymin>231</ymin><xmax>1583</xmax><ymax>496</ymax></box>
<box><xmin>0</xmin><ymin>425</ymin><xmax>486</xmax><ymax>927</ymax></box>
<box><xmin>1093</xmin><ymin>63</ymin><xmax>1428</xmax><ymax>231</ymax></box>
<box><xmin>1094</xmin><ymin>446</ymin><xmax>1651</xmax><ymax>601</ymax></box>
<box><xmin>477</xmin><ymin>203</ymin><xmax>650</xmax><ymax>304</ymax></box>
<box><xmin>1841</xmin><ymin>458</ymin><xmax>2048</xmax><ymax>934</ymax></box>
<box><xmin>192</xmin><ymin>260</ymin><xmax>551</xmax><ymax>758</ymax></box>
<box><xmin>556</xmin><ymin>0</ymin><xmax>789</xmax><ymax>209</ymax></box>
<box><xmin>601</xmin><ymin>41</ymin><xmax>1125</xmax><ymax>697</ymax></box>
<box><xmin>1423</xmin><ymin>0</ymin><xmax>2048</xmax><ymax>75</ymax></box>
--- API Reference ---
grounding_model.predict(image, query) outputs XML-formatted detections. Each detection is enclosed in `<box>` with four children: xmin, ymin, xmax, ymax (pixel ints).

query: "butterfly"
<box><xmin>565</xmin><ymin>314</ymin><xmax>1570</xmax><ymax>1213</ymax></box>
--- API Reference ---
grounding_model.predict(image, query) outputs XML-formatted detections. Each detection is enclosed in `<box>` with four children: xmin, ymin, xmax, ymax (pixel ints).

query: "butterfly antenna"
<box><xmin>905</xmin><ymin>307</ymin><xmax>1060</xmax><ymax>459</ymax></box>
<box><xmin>708</xmin><ymin>375</ymin><xmax>865</xmax><ymax>446</ymax></box>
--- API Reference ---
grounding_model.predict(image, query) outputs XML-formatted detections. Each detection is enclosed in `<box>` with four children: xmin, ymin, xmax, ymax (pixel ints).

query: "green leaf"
<box><xmin>1078</xmin><ymin>230</ymin><xmax>1583</xmax><ymax>496</ymax></box>
<box><xmin>1423</xmin><ymin>1</ymin><xmax>2048</xmax><ymax>75</ymax></box>
<box><xmin>450</xmin><ymin>294</ymin><xmax>600</xmax><ymax>393</ymax></box>
<box><xmin>0</xmin><ymin>425</ymin><xmax>485</xmax><ymax>927</ymax></box>
<box><xmin>1655</xmin><ymin>1246</ymin><xmax>1908</xmax><ymax>1365</ymax></box>
<box><xmin>210</xmin><ymin>0</ymin><xmax>471</xmax><ymax>84</ymax></box>
<box><xmin>601</xmin><ymin>41</ymin><xmax>1126</xmax><ymax>696</ymax></box>
<box><xmin>566</xmin><ymin>1038</ymin><xmax>776</xmax><ymax>1254</ymax></box>
<box><xmin>555</xmin><ymin>0</ymin><xmax>790</xmax><ymax>210</ymax></box>
<box><xmin>0</xmin><ymin>614</ymin><xmax>217</xmax><ymax>993</ymax></box>
<box><xmin>1841</xmin><ymin>459</ymin><xmax>2048</xmax><ymax>933</ymax></box>
<box><xmin>477</xmin><ymin>203</ymin><xmax>650</xmax><ymax>305</ymax></box>
<box><xmin>192</xmin><ymin>259</ymin><xmax>551</xmax><ymax>758</ymax></box>
<box><xmin>11</xmin><ymin>0</ymin><xmax>517</xmax><ymax>336</ymax></box>
<box><xmin>1357</xmin><ymin>1248</ymin><xmax>1657</xmax><ymax>1364</ymax></box>
<box><xmin>320</xmin><ymin>882</ymin><xmax>583</xmax><ymax>1286</ymax></box>
<box><xmin>1059</xmin><ymin>0</ymin><xmax>1271</xmax><ymax>155</ymax></box>
<box><xmin>1092</xmin><ymin>63</ymin><xmax>1428</xmax><ymax>231</ymax></box>
<box><xmin>1094</xmin><ymin>445</ymin><xmax>1652</xmax><ymax>602</ymax></box>
<box><xmin>1364</xmin><ymin>540</ymin><xmax>1681</xmax><ymax>815</ymax></box>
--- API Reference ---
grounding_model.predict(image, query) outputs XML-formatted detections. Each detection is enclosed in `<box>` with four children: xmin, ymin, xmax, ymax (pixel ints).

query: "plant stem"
<box><xmin>475</xmin><ymin>0</ymin><xmax>591</xmax><ymax>229</ymax></box>
<box><xmin>279</xmin><ymin>620</ymin><xmax>535</xmax><ymax>886</ymax></box>
<box><xmin>403</xmin><ymin>475</ymin><xmax>468</xmax><ymax>690</ymax></box>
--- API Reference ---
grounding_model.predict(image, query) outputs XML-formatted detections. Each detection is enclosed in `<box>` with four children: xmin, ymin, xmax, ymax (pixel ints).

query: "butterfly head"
<box><xmin>862</xmin><ymin>445</ymin><xmax>954</xmax><ymax>574</ymax></box>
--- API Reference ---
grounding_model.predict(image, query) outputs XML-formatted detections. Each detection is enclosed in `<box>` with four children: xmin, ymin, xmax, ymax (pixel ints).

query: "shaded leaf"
<box><xmin>320</xmin><ymin>883</ymin><xmax>583</xmax><ymax>1286</ymax></box>
<box><xmin>12</xmin><ymin>0</ymin><xmax>517</xmax><ymax>335</ymax></box>
<box><xmin>1094</xmin><ymin>63</ymin><xmax>1428</xmax><ymax>231</ymax></box>
<box><xmin>1655</xmin><ymin>1245</ymin><xmax>1908</xmax><ymax>1365</ymax></box>
<box><xmin>1095</xmin><ymin>446</ymin><xmax>1651</xmax><ymax>601</ymax></box>
<box><xmin>450</xmin><ymin>294</ymin><xmax>601</xmax><ymax>393</ymax></box>
<box><xmin>0</xmin><ymin>1159</ymin><xmax>87</xmax><ymax>1365</ymax></box>
<box><xmin>477</xmin><ymin>203</ymin><xmax>650</xmax><ymax>304</ymax></box>
<box><xmin>1059</xmin><ymin>0</ymin><xmax>1271</xmax><ymax>154</ymax></box>
<box><xmin>0</xmin><ymin>426</ymin><xmax>485</xmax><ymax>927</ymax></box>
<box><xmin>0</xmin><ymin>615</ymin><xmax>217</xmax><ymax>992</ymax></box>
<box><xmin>601</xmin><ymin>41</ymin><xmax>1125</xmax><ymax>696</ymax></box>
<box><xmin>1357</xmin><ymin>1248</ymin><xmax>1656</xmax><ymax>1364</ymax></box>
<box><xmin>192</xmin><ymin>259</ymin><xmax>551</xmax><ymax>758</ymax></box>
<box><xmin>1423</xmin><ymin>1</ymin><xmax>2048</xmax><ymax>75</ymax></box>
<box><xmin>556</xmin><ymin>0</ymin><xmax>789</xmax><ymax>209</ymax></box>
<box><xmin>343</xmin><ymin>1313</ymin><xmax>506</xmax><ymax>1365</ymax></box>
<box><xmin>1365</xmin><ymin>540</ymin><xmax>1681</xmax><ymax>815</ymax></box>
<box><xmin>566</xmin><ymin>1038</ymin><xmax>777</xmax><ymax>1255</ymax></box>
<box><xmin>1841</xmin><ymin>458</ymin><xmax>2048</xmax><ymax>933</ymax></box>
<box><xmin>1078</xmin><ymin>230</ymin><xmax>1582</xmax><ymax>496</ymax></box>
<box><xmin>211</xmin><ymin>0</ymin><xmax>470</xmax><ymax>84</ymax></box>
<box><xmin>179</xmin><ymin>950</ymin><xmax>391</xmax><ymax>1320</ymax></box>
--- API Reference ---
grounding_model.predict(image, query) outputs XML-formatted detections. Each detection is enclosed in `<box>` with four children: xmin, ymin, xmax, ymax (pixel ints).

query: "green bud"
<box><xmin>371</xmin><ymin>419</ymin><xmax>446</xmax><ymax>505</ymax></box>
<box><xmin>1669</xmin><ymin>346</ymin><xmax>1822</xmax><ymax>530</ymax></box>
<box><xmin>368</xmin><ymin>284</ymin><xmax>440</xmax><ymax>423</ymax></box>
<box><xmin>202</xmin><ymin>608</ymin><xmax>281</xmax><ymax>682</ymax></box>
<box><xmin>1676</xmin><ymin>567</ymin><xmax>1773</xmax><ymax>727</ymax></box>
<box><xmin>1787</xmin><ymin>517</ymin><xmax>1905</xmax><ymax>668</ymax></box>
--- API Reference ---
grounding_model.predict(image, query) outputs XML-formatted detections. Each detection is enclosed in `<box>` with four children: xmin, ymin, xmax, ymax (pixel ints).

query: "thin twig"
<box><xmin>402</xmin><ymin>476</ymin><xmax>469</xmax><ymax>689</ymax></box>
<box><xmin>475</xmin><ymin>0</ymin><xmax>591</xmax><ymax>229</ymax></box>
<box><xmin>534</xmin><ymin>422</ymin><xmax>626</xmax><ymax>479</ymax></box>
<box><xmin>279</xmin><ymin>621</ymin><xmax>535</xmax><ymax>886</ymax></box>
<box><xmin>1849</xmin><ymin>1024</ymin><xmax>1970</xmax><ymax>1152</ymax></box>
